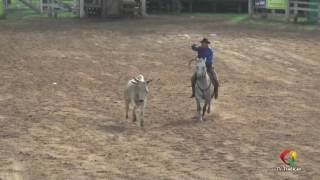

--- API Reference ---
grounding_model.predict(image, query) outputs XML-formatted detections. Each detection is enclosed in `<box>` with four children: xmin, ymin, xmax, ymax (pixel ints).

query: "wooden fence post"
<box><xmin>248</xmin><ymin>0</ymin><xmax>253</xmax><ymax>17</ymax></box>
<box><xmin>293</xmin><ymin>1</ymin><xmax>297</xmax><ymax>15</ymax></box>
<box><xmin>189</xmin><ymin>0</ymin><xmax>192</xmax><ymax>13</ymax></box>
<box><xmin>318</xmin><ymin>2</ymin><xmax>320</xmax><ymax>23</ymax></box>
<box><xmin>285</xmin><ymin>0</ymin><xmax>290</xmax><ymax>22</ymax></box>
<box><xmin>47</xmin><ymin>0</ymin><xmax>52</xmax><ymax>17</ymax></box>
<box><xmin>238</xmin><ymin>0</ymin><xmax>241</xmax><ymax>13</ymax></box>
<box><xmin>39</xmin><ymin>0</ymin><xmax>43</xmax><ymax>13</ymax></box>
<box><xmin>141</xmin><ymin>0</ymin><xmax>146</xmax><ymax>16</ymax></box>
<box><xmin>293</xmin><ymin>1</ymin><xmax>298</xmax><ymax>23</ymax></box>
<box><xmin>79</xmin><ymin>0</ymin><xmax>84</xmax><ymax>18</ymax></box>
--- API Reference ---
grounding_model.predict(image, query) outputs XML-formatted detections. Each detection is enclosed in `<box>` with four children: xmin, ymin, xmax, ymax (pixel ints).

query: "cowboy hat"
<box><xmin>200</xmin><ymin>38</ymin><xmax>211</xmax><ymax>44</ymax></box>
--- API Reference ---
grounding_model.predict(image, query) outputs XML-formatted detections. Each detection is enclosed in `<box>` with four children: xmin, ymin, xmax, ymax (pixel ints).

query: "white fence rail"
<box><xmin>249</xmin><ymin>0</ymin><xmax>320</xmax><ymax>23</ymax></box>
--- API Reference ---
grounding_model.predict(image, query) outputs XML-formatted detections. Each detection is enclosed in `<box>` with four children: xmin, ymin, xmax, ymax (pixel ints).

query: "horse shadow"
<box><xmin>97</xmin><ymin>113</ymin><xmax>221</xmax><ymax>133</ymax></box>
<box><xmin>97</xmin><ymin>124</ymin><xmax>127</xmax><ymax>134</ymax></box>
<box><xmin>157</xmin><ymin>114</ymin><xmax>219</xmax><ymax>129</ymax></box>
<box><xmin>161</xmin><ymin>119</ymin><xmax>197</xmax><ymax>128</ymax></box>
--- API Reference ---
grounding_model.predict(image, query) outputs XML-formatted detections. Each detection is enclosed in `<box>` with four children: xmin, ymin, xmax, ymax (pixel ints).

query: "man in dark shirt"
<box><xmin>191</xmin><ymin>38</ymin><xmax>219</xmax><ymax>99</ymax></box>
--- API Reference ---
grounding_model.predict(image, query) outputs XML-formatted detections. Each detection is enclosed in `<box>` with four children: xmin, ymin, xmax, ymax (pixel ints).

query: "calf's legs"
<box><xmin>126</xmin><ymin>103</ymin><xmax>146</xmax><ymax>127</ymax></box>
<box><xmin>125</xmin><ymin>100</ymin><xmax>129</xmax><ymax>119</ymax></box>
<box><xmin>140</xmin><ymin>107</ymin><xmax>144</xmax><ymax>127</ymax></box>
<box><xmin>132</xmin><ymin>106</ymin><xmax>137</xmax><ymax>122</ymax></box>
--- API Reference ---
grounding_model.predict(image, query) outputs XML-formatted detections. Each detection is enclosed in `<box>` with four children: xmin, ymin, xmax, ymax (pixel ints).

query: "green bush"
<box><xmin>0</xmin><ymin>0</ymin><xmax>4</xmax><ymax>19</ymax></box>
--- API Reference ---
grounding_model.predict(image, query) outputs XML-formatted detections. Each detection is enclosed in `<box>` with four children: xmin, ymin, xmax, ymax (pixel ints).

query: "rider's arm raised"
<box><xmin>191</xmin><ymin>44</ymin><xmax>200</xmax><ymax>51</ymax></box>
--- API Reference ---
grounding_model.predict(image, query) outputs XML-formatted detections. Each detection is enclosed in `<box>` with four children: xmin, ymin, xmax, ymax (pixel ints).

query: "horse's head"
<box><xmin>196</xmin><ymin>58</ymin><xmax>207</xmax><ymax>78</ymax></box>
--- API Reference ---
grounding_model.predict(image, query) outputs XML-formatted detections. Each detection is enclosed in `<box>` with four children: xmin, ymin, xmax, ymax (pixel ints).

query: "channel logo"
<box><xmin>279</xmin><ymin>149</ymin><xmax>297</xmax><ymax>167</ymax></box>
<box><xmin>276</xmin><ymin>149</ymin><xmax>301</xmax><ymax>172</ymax></box>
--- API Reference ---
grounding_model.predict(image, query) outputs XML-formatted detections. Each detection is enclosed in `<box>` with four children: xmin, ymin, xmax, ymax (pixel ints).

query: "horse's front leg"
<box><xmin>207</xmin><ymin>100</ymin><xmax>211</xmax><ymax>114</ymax></box>
<box><xmin>203</xmin><ymin>103</ymin><xmax>207</xmax><ymax>118</ymax></box>
<box><xmin>197</xmin><ymin>100</ymin><xmax>203</xmax><ymax>122</ymax></box>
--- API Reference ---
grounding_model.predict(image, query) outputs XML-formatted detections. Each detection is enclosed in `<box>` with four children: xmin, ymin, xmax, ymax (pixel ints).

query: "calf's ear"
<box><xmin>146</xmin><ymin>80</ymin><xmax>153</xmax><ymax>84</ymax></box>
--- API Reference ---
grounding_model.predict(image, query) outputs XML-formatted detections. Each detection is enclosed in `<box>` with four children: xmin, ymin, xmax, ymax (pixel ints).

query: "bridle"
<box><xmin>196</xmin><ymin>71</ymin><xmax>212</xmax><ymax>92</ymax></box>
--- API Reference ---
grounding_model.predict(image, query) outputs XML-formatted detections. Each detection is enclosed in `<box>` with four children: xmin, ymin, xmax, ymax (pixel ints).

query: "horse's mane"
<box><xmin>197</xmin><ymin>58</ymin><xmax>207</xmax><ymax>64</ymax></box>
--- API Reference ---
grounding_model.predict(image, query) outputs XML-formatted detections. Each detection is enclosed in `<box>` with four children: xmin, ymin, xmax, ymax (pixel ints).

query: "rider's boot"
<box><xmin>214</xmin><ymin>86</ymin><xmax>219</xmax><ymax>99</ymax></box>
<box><xmin>190</xmin><ymin>84</ymin><xmax>195</xmax><ymax>98</ymax></box>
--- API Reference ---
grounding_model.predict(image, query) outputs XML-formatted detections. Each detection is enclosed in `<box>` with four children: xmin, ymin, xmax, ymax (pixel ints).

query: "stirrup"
<box><xmin>214</xmin><ymin>92</ymin><xmax>218</xmax><ymax>99</ymax></box>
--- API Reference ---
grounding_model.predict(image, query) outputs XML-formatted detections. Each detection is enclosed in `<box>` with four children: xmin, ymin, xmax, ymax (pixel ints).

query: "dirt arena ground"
<box><xmin>0</xmin><ymin>16</ymin><xmax>319</xmax><ymax>180</ymax></box>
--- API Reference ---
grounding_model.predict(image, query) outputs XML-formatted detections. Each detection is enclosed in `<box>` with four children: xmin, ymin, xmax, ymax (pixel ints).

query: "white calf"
<box><xmin>125</xmin><ymin>75</ymin><xmax>152</xmax><ymax>127</ymax></box>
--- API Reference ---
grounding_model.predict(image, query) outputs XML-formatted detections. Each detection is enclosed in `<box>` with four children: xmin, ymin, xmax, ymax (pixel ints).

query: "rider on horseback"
<box><xmin>191</xmin><ymin>38</ymin><xmax>219</xmax><ymax>99</ymax></box>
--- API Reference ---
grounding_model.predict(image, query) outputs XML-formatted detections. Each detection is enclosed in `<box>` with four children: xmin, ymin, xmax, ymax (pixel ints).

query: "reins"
<box><xmin>195</xmin><ymin>73</ymin><xmax>212</xmax><ymax>92</ymax></box>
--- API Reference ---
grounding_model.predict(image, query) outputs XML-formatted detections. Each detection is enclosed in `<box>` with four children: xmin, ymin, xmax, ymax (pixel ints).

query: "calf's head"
<box><xmin>136</xmin><ymin>80</ymin><xmax>152</xmax><ymax>103</ymax></box>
